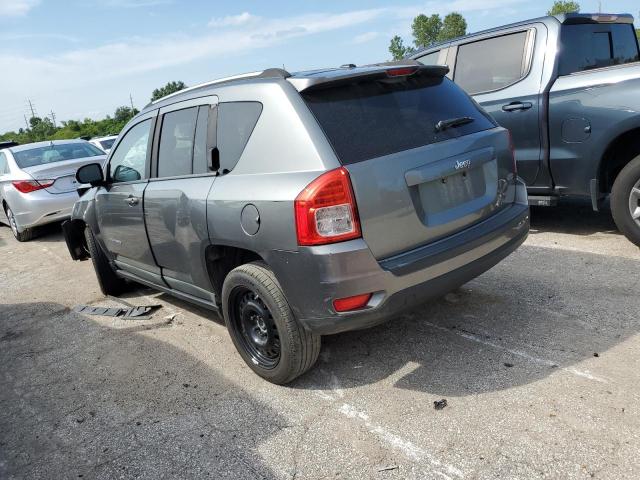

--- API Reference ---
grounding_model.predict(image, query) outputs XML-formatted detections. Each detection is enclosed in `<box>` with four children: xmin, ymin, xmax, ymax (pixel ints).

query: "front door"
<box><xmin>95</xmin><ymin>114</ymin><xmax>160</xmax><ymax>284</ymax></box>
<box><xmin>450</xmin><ymin>26</ymin><xmax>545</xmax><ymax>185</ymax></box>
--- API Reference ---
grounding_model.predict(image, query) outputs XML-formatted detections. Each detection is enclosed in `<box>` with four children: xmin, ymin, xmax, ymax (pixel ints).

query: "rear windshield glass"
<box><xmin>100</xmin><ymin>138</ymin><xmax>116</xmax><ymax>150</ymax></box>
<box><xmin>559</xmin><ymin>23</ymin><xmax>640</xmax><ymax>75</ymax></box>
<box><xmin>13</xmin><ymin>143</ymin><xmax>104</xmax><ymax>168</ymax></box>
<box><xmin>302</xmin><ymin>76</ymin><xmax>495</xmax><ymax>165</ymax></box>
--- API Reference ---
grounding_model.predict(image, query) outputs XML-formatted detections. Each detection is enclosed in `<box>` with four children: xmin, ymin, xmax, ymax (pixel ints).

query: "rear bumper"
<box><xmin>6</xmin><ymin>188</ymin><xmax>79</xmax><ymax>231</ymax></box>
<box><xmin>269</xmin><ymin>202</ymin><xmax>529</xmax><ymax>335</ymax></box>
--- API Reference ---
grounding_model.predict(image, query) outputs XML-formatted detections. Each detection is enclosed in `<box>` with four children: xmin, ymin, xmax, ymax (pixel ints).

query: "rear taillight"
<box><xmin>507</xmin><ymin>130</ymin><xmax>517</xmax><ymax>175</ymax></box>
<box><xmin>12</xmin><ymin>180</ymin><xmax>54</xmax><ymax>193</ymax></box>
<box><xmin>295</xmin><ymin>167</ymin><xmax>361</xmax><ymax>246</ymax></box>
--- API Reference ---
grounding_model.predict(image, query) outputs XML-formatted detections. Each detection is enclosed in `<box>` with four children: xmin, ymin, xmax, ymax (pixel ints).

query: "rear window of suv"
<box><xmin>559</xmin><ymin>23</ymin><xmax>640</xmax><ymax>75</ymax></box>
<box><xmin>302</xmin><ymin>75</ymin><xmax>496</xmax><ymax>165</ymax></box>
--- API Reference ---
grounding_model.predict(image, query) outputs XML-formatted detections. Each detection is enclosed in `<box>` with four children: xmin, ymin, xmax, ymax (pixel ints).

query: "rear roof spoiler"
<box><xmin>289</xmin><ymin>62</ymin><xmax>449</xmax><ymax>93</ymax></box>
<box><xmin>557</xmin><ymin>13</ymin><xmax>634</xmax><ymax>24</ymax></box>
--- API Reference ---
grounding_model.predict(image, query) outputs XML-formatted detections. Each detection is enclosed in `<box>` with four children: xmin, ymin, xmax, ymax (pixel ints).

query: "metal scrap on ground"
<box><xmin>73</xmin><ymin>304</ymin><xmax>162</xmax><ymax>320</ymax></box>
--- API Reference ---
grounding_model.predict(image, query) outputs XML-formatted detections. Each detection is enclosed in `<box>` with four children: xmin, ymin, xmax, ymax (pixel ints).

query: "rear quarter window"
<box><xmin>302</xmin><ymin>76</ymin><xmax>496</xmax><ymax>165</ymax></box>
<box><xmin>217</xmin><ymin>102</ymin><xmax>263</xmax><ymax>173</ymax></box>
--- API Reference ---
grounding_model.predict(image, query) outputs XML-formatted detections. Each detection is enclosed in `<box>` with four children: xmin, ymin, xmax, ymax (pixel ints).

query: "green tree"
<box><xmin>412</xmin><ymin>13</ymin><xmax>442</xmax><ymax>48</ymax></box>
<box><xmin>113</xmin><ymin>106</ymin><xmax>138</xmax><ymax>124</ymax></box>
<box><xmin>438</xmin><ymin>13</ymin><xmax>467</xmax><ymax>42</ymax></box>
<box><xmin>151</xmin><ymin>81</ymin><xmax>187</xmax><ymax>102</ymax></box>
<box><xmin>388</xmin><ymin>35</ymin><xmax>415</xmax><ymax>60</ymax></box>
<box><xmin>547</xmin><ymin>1</ymin><xmax>580</xmax><ymax>15</ymax></box>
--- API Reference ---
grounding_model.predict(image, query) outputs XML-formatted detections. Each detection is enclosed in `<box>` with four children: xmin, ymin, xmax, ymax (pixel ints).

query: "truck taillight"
<box><xmin>507</xmin><ymin>130</ymin><xmax>517</xmax><ymax>175</ymax></box>
<box><xmin>295</xmin><ymin>167</ymin><xmax>361</xmax><ymax>246</ymax></box>
<box><xmin>12</xmin><ymin>179</ymin><xmax>54</xmax><ymax>193</ymax></box>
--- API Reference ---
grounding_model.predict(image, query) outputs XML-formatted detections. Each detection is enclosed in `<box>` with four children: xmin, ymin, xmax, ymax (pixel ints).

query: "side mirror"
<box><xmin>76</xmin><ymin>163</ymin><xmax>104</xmax><ymax>187</ymax></box>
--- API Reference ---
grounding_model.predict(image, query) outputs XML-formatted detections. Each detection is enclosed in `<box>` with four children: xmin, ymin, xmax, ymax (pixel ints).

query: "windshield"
<box><xmin>100</xmin><ymin>138</ymin><xmax>116</xmax><ymax>150</ymax></box>
<box><xmin>13</xmin><ymin>143</ymin><xmax>104</xmax><ymax>168</ymax></box>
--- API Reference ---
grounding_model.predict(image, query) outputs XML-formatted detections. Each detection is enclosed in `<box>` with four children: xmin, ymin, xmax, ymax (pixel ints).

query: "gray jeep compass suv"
<box><xmin>63</xmin><ymin>63</ymin><xmax>529</xmax><ymax>384</ymax></box>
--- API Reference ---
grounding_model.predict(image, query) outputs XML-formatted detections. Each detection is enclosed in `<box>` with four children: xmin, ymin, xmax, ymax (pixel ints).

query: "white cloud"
<box><xmin>208</xmin><ymin>12</ymin><xmax>258</xmax><ymax>28</ymax></box>
<box><xmin>0</xmin><ymin>0</ymin><xmax>39</xmax><ymax>16</ymax></box>
<box><xmin>353</xmin><ymin>31</ymin><xmax>380</xmax><ymax>44</ymax></box>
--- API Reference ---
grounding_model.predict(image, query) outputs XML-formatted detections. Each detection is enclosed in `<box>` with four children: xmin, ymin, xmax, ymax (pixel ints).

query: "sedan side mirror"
<box><xmin>76</xmin><ymin>163</ymin><xmax>105</xmax><ymax>187</ymax></box>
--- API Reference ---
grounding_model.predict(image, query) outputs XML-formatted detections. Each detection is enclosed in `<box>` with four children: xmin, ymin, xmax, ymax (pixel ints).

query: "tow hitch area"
<box><xmin>73</xmin><ymin>304</ymin><xmax>162</xmax><ymax>320</ymax></box>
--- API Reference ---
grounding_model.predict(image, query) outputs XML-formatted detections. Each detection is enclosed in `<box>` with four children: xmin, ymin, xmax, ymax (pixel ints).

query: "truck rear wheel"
<box><xmin>222</xmin><ymin>262</ymin><xmax>321</xmax><ymax>384</ymax></box>
<box><xmin>611</xmin><ymin>154</ymin><xmax>640</xmax><ymax>247</ymax></box>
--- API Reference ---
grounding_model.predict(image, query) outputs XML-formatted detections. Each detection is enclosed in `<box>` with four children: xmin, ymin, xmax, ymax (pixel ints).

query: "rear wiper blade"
<box><xmin>434</xmin><ymin>116</ymin><xmax>475</xmax><ymax>132</ymax></box>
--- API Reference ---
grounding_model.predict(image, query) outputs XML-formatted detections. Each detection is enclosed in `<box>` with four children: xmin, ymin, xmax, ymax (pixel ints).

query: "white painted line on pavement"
<box><xmin>424</xmin><ymin>321</ymin><xmax>608</xmax><ymax>384</ymax></box>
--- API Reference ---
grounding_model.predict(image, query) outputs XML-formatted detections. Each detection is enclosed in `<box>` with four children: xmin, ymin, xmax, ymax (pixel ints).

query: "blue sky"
<box><xmin>0</xmin><ymin>0</ymin><xmax>637</xmax><ymax>132</ymax></box>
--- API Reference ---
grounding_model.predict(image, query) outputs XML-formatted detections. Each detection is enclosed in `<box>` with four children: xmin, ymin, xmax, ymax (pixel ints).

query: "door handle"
<box><xmin>125</xmin><ymin>196</ymin><xmax>139</xmax><ymax>207</ymax></box>
<box><xmin>502</xmin><ymin>101</ymin><xmax>532</xmax><ymax>112</ymax></box>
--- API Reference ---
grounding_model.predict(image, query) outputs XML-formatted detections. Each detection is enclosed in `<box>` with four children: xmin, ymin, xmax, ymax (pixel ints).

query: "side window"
<box><xmin>157</xmin><ymin>107</ymin><xmax>198</xmax><ymax>178</ymax></box>
<box><xmin>109</xmin><ymin>119</ymin><xmax>151</xmax><ymax>183</ymax></box>
<box><xmin>454</xmin><ymin>31</ymin><xmax>529</xmax><ymax>94</ymax></box>
<box><xmin>416</xmin><ymin>50</ymin><xmax>440</xmax><ymax>65</ymax></box>
<box><xmin>217</xmin><ymin>102</ymin><xmax>262</xmax><ymax>173</ymax></box>
<box><xmin>558</xmin><ymin>24</ymin><xmax>640</xmax><ymax>75</ymax></box>
<box><xmin>192</xmin><ymin>106</ymin><xmax>210</xmax><ymax>174</ymax></box>
<box><xmin>0</xmin><ymin>152</ymin><xmax>7</xmax><ymax>174</ymax></box>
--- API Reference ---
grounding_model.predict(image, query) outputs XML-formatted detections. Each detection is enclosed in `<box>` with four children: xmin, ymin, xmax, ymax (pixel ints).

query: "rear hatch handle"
<box><xmin>434</xmin><ymin>116</ymin><xmax>475</xmax><ymax>132</ymax></box>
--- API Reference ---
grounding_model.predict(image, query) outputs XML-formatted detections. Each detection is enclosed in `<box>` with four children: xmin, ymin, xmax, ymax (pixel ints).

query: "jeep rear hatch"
<box><xmin>301</xmin><ymin>68</ymin><xmax>517</xmax><ymax>260</ymax></box>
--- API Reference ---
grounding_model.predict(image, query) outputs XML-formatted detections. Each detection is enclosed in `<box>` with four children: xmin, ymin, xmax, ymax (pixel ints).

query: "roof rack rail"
<box><xmin>149</xmin><ymin>68</ymin><xmax>291</xmax><ymax>105</ymax></box>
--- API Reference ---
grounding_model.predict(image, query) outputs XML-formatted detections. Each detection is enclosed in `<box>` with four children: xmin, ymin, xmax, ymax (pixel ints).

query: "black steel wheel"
<box><xmin>222</xmin><ymin>262</ymin><xmax>321</xmax><ymax>384</ymax></box>
<box><xmin>229</xmin><ymin>287</ymin><xmax>281</xmax><ymax>369</ymax></box>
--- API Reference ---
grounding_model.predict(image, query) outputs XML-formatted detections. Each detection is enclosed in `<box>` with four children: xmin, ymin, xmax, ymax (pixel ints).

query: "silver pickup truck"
<box><xmin>413</xmin><ymin>13</ymin><xmax>640</xmax><ymax>245</ymax></box>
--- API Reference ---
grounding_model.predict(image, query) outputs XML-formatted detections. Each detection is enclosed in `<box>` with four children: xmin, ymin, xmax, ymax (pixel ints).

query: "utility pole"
<box><xmin>27</xmin><ymin>99</ymin><xmax>37</xmax><ymax>119</ymax></box>
<box><xmin>50</xmin><ymin>110</ymin><xmax>57</xmax><ymax>128</ymax></box>
<box><xmin>129</xmin><ymin>93</ymin><xmax>135</xmax><ymax>111</ymax></box>
<box><xmin>24</xmin><ymin>115</ymin><xmax>30</xmax><ymax>130</ymax></box>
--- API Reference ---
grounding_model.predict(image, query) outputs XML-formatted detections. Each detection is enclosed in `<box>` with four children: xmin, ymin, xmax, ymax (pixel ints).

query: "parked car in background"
<box><xmin>0</xmin><ymin>139</ymin><xmax>106</xmax><ymax>241</ymax></box>
<box><xmin>90</xmin><ymin>135</ymin><xmax>118</xmax><ymax>154</ymax></box>
<box><xmin>413</xmin><ymin>13</ymin><xmax>640</xmax><ymax>245</ymax></box>
<box><xmin>63</xmin><ymin>64</ymin><xmax>529</xmax><ymax>384</ymax></box>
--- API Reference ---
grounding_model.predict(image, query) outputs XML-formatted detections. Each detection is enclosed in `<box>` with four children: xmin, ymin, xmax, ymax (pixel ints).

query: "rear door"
<box><xmin>0</xmin><ymin>152</ymin><xmax>10</xmax><ymax>224</ymax></box>
<box><xmin>302</xmin><ymin>72</ymin><xmax>516</xmax><ymax>259</ymax></box>
<box><xmin>440</xmin><ymin>26</ymin><xmax>545</xmax><ymax>185</ymax></box>
<box><xmin>94</xmin><ymin>113</ymin><xmax>159</xmax><ymax>283</ymax></box>
<box><xmin>144</xmin><ymin>97</ymin><xmax>218</xmax><ymax>300</ymax></box>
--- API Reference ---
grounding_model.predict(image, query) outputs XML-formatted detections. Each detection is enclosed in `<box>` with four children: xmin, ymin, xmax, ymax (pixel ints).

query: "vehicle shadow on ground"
<box><xmin>529</xmin><ymin>198</ymin><xmax>621</xmax><ymax>236</ymax></box>
<box><xmin>0</xmin><ymin>302</ymin><xmax>281</xmax><ymax>479</ymax></box>
<box><xmin>291</xmin><ymin>243</ymin><xmax>639</xmax><ymax>396</ymax></box>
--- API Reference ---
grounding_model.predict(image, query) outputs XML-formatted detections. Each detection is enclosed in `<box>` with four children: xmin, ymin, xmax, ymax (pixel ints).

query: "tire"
<box><xmin>5</xmin><ymin>206</ymin><xmax>33</xmax><ymax>242</ymax></box>
<box><xmin>222</xmin><ymin>262</ymin><xmax>321</xmax><ymax>384</ymax></box>
<box><xmin>611</xmin><ymin>154</ymin><xmax>640</xmax><ymax>247</ymax></box>
<box><xmin>84</xmin><ymin>227</ymin><xmax>127</xmax><ymax>296</ymax></box>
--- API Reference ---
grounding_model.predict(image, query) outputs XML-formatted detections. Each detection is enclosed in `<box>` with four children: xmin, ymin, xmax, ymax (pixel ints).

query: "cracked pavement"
<box><xmin>1</xmin><ymin>199</ymin><xmax>639</xmax><ymax>479</ymax></box>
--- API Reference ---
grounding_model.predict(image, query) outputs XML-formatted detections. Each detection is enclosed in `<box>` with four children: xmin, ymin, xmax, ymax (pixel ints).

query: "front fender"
<box><xmin>63</xmin><ymin>187</ymin><xmax>101</xmax><ymax>261</ymax></box>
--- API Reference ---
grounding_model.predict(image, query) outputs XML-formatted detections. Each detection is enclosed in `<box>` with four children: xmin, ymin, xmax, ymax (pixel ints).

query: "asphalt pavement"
<box><xmin>1</xmin><ymin>200</ymin><xmax>639</xmax><ymax>479</ymax></box>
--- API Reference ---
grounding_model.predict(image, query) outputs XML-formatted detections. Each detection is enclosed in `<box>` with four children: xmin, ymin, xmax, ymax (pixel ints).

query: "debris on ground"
<box><xmin>433</xmin><ymin>399</ymin><xmax>448</xmax><ymax>410</ymax></box>
<box><xmin>73</xmin><ymin>304</ymin><xmax>162</xmax><ymax>320</ymax></box>
<box><xmin>377</xmin><ymin>465</ymin><xmax>399</xmax><ymax>472</ymax></box>
<box><xmin>504</xmin><ymin>362</ymin><xmax>514</xmax><ymax>368</ymax></box>
<box><xmin>593</xmin><ymin>352</ymin><xmax>599</xmax><ymax>357</ymax></box>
